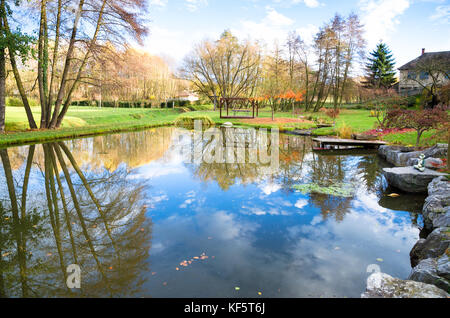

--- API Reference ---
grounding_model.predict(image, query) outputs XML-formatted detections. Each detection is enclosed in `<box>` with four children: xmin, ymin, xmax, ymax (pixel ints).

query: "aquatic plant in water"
<box><xmin>292</xmin><ymin>182</ymin><xmax>355</xmax><ymax>197</ymax></box>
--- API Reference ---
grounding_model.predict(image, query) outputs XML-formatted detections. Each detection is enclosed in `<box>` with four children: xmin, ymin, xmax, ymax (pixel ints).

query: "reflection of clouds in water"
<box><xmin>240</xmin><ymin>205</ymin><xmax>291</xmax><ymax>216</ymax></box>
<box><xmin>147</xmin><ymin>190</ymin><xmax>419</xmax><ymax>297</ymax></box>
<box><xmin>283</xmin><ymin>204</ymin><xmax>419</xmax><ymax>297</ymax></box>
<box><xmin>295</xmin><ymin>198</ymin><xmax>308</xmax><ymax>209</ymax></box>
<box><xmin>179</xmin><ymin>199</ymin><xmax>195</xmax><ymax>209</ymax></box>
<box><xmin>258</xmin><ymin>181</ymin><xmax>281</xmax><ymax>196</ymax></box>
<box><xmin>145</xmin><ymin>192</ymin><xmax>169</xmax><ymax>209</ymax></box>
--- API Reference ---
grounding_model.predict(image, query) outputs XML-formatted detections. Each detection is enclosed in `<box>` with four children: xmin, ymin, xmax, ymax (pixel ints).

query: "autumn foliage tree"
<box><xmin>4</xmin><ymin>0</ymin><xmax>149</xmax><ymax>130</ymax></box>
<box><xmin>385</xmin><ymin>106</ymin><xmax>449</xmax><ymax>146</ymax></box>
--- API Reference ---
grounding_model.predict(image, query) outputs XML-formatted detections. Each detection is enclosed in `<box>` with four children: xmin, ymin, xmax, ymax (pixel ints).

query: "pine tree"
<box><xmin>364</xmin><ymin>42</ymin><xmax>397</xmax><ymax>89</ymax></box>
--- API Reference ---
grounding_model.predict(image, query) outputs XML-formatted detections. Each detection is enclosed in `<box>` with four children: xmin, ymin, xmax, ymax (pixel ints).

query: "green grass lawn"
<box><xmin>1</xmin><ymin>106</ymin><xmax>183</xmax><ymax>147</ymax></box>
<box><xmin>1</xmin><ymin>106</ymin><xmax>445</xmax><ymax>148</ymax></box>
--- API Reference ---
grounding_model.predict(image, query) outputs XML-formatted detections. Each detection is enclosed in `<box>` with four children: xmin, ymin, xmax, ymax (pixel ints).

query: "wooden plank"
<box><xmin>312</xmin><ymin>137</ymin><xmax>387</xmax><ymax>146</ymax></box>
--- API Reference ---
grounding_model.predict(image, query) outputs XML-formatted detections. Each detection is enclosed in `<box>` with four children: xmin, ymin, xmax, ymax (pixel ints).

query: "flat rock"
<box><xmin>382</xmin><ymin>166</ymin><xmax>446</xmax><ymax>193</ymax></box>
<box><xmin>361</xmin><ymin>272</ymin><xmax>449</xmax><ymax>298</ymax></box>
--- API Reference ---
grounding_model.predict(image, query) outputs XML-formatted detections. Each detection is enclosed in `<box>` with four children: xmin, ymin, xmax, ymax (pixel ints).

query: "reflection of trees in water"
<box><xmin>356</xmin><ymin>155</ymin><xmax>381</xmax><ymax>193</ymax></box>
<box><xmin>308</xmin><ymin>153</ymin><xmax>351</xmax><ymax>222</ymax></box>
<box><xmin>190</xmin><ymin>128</ymin><xmax>279</xmax><ymax>191</ymax></box>
<box><xmin>0</xmin><ymin>142</ymin><xmax>152</xmax><ymax>297</ymax></box>
<box><xmin>5</xmin><ymin>127</ymin><xmax>174</xmax><ymax>173</ymax></box>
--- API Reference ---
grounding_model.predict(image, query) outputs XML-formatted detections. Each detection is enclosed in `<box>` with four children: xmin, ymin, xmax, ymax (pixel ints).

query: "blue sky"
<box><xmin>142</xmin><ymin>0</ymin><xmax>450</xmax><ymax>72</ymax></box>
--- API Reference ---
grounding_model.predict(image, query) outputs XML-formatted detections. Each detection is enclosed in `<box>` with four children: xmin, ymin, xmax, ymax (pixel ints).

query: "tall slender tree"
<box><xmin>364</xmin><ymin>42</ymin><xmax>397</xmax><ymax>89</ymax></box>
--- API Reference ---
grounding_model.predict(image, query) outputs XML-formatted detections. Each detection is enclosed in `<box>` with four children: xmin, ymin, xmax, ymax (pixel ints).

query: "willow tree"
<box><xmin>4</xmin><ymin>0</ymin><xmax>148</xmax><ymax>130</ymax></box>
<box><xmin>183</xmin><ymin>30</ymin><xmax>262</xmax><ymax>102</ymax></box>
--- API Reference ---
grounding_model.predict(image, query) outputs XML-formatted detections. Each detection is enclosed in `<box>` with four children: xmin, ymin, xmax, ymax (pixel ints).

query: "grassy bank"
<box><xmin>1</xmin><ymin>107</ymin><xmax>183</xmax><ymax>147</ymax></box>
<box><xmin>0</xmin><ymin>106</ymin><xmax>445</xmax><ymax>148</ymax></box>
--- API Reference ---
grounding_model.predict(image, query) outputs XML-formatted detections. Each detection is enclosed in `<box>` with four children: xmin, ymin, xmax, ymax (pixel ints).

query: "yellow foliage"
<box><xmin>338</xmin><ymin>123</ymin><xmax>353</xmax><ymax>139</ymax></box>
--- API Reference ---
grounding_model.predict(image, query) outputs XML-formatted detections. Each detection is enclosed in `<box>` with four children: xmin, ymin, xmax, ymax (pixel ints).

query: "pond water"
<box><xmin>0</xmin><ymin>127</ymin><xmax>426</xmax><ymax>298</ymax></box>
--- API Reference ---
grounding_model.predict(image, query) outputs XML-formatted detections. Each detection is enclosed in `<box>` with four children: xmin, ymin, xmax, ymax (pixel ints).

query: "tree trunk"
<box><xmin>416</xmin><ymin>130</ymin><xmax>423</xmax><ymax>147</ymax></box>
<box><xmin>0</xmin><ymin>21</ymin><xmax>5</xmax><ymax>133</ymax></box>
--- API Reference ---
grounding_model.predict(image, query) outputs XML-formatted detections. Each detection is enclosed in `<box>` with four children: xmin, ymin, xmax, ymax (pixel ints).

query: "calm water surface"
<box><xmin>0</xmin><ymin>127</ymin><xmax>425</xmax><ymax>297</ymax></box>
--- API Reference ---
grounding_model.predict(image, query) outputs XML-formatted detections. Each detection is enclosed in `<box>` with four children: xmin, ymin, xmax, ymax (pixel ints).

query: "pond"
<box><xmin>0</xmin><ymin>126</ymin><xmax>426</xmax><ymax>298</ymax></box>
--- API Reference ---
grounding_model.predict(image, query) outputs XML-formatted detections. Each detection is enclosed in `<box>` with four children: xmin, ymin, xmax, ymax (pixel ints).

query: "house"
<box><xmin>398</xmin><ymin>49</ymin><xmax>450</xmax><ymax>96</ymax></box>
<box><xmin>175</xmin><ymin>90</ymin><xmax>199</xmax><ymax>103</ymax></box>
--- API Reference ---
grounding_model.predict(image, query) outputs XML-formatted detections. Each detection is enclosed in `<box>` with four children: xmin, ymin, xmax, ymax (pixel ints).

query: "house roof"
<box><xmin>398</xmin><ymin>51</ymin><xmax>450</xmax><ymax>71</ymax></box>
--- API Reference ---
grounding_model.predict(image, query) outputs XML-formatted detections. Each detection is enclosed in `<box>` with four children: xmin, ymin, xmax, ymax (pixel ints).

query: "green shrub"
<box><xmin>6</xmin><ymin>96</ymin><xmax>40</xmax><ymax>107</ymax></box>
<box><xmin>174</xmin><ymin>114</ymin><xmax>214</xmax><ymax>129</ymax></box>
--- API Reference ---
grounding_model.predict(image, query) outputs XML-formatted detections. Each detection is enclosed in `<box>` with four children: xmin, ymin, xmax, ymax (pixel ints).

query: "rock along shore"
<box><xmin>362</xmin><ymin>145</ymin><xmax>449</xmax><ymax>298</ymax></box>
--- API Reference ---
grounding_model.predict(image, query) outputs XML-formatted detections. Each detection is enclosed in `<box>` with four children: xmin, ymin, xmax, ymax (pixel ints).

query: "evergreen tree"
<box><xmin>364</xmin><ymin>42</ymin><xmax>397</xmax><ymax>89</ymax></box>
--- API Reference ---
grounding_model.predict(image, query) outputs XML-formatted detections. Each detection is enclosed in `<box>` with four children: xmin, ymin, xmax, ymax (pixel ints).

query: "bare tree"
<box><xmin>182</xmin><ymin>31</ymin><xmax>262</xmax><ymax>102</ymax></box>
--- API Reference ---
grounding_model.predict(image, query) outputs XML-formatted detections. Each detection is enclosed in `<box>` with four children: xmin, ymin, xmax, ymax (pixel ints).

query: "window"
<box><xmin>407</xmin><ymin>71</ymin><xmax>416</xmax><ymax>80</ymax></box>
<box><xmin>419</xmin><ymin>71</ymin><xmax>429</xmax><ymax>80</ymax></box>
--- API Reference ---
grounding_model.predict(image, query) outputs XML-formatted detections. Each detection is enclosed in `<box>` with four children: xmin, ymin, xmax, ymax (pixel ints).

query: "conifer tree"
<box><xmin>364</xmin><ymin>42</ymin><xmax>397</xmax><ymax>89</ymax></box>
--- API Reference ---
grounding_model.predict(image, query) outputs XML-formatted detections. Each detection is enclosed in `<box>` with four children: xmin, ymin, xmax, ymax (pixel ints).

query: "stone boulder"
<box><xmin>378</xmin><ymin>144</ymin><xmax>448</xmax><ymax>167</ymax></box>
<box><xmin>361</xmin><ymin>272</ymin><xmax>449</xmax><ymax>298</ymax></box>
<box><xmin>422</xmin><ymin>177</ymin><xmax>450</xmax><ymax>231</ymax></box>
<box><xmin>407</xmin><ymin>158</ymin><xmax>446</xmax><ymax>170</ymax></box>
<box><xmin>408</xmin><ymin>254</ymin><xmax>450</xmax><ymax>293</ymax></box>
<box><xmin>382</xmin><ymin>166</ymin><xmax>446</xmax><ymax>193</ymax></box>
<box><xmin>410</xmin><ymin>227</ymin><xmax>450</xmax><ymax>267</ymax></box>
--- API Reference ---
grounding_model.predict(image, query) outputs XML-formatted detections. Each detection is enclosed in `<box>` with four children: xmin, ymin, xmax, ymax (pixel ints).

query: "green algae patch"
<box><xmin>292</xmin><ymin>182</ymin><xmax>355</xmax><ymax>197</ymax></box>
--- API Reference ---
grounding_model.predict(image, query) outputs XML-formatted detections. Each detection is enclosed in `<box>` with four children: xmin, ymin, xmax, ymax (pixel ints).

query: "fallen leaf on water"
<box><xmin>235</xmin><ymin>287</ymin><xmax>240</xmax><ymax>291</ymax></box>
<box><xmin>151</xmin><ymin>272</ymin><xmax>156</xmax><ymax>275</ymax></box>
<box><xmin>47</xmin><ymin>253</ymin><xmax>52</xmax><ymax>257</ymax></box>
<box><xmin>109</xmin><ymin>266</ymin><xmax>113</xmax><ymax>270</ymax></box>
<box><xmin>2</xmin><ymin>252</ymin><xmax>10</xmax><ymax>257</ymax></box>
<box><xmin>388</xmin><ymin>193</ymin><xmax>400</xmax><ymax>197</ymax></box>
<box><xmin>140</xmin><ymin>228</ymin><xmax>145</xmax><ymax>232</ymax></box>
<box><xmin>258</xmin><ymin>292</ymin><xmax>262</xmax><ymax>296</ymax></box>
<box><xmin>175</xmin><ymin>267</ymin><xmax>179</xmax><ymax>271</ymax></box>
<box><xmin>193</xmin><ymin>256</ymin><xmax>199</xmax><ymax>260</ymax></box>
<box><xmin>376</xmin><ymin>258</ymin><xmax>384</xmax><ymax>262</ymax></box>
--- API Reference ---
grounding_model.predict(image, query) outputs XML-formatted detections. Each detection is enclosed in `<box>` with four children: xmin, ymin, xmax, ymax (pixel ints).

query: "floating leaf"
<box><xmin>388</xmin><ymin>193</ymin><xmax>400</xmax><ymax>197</ymax></box>
<box><xmin>376</xmin><ymin>258</ymin><xmax>384</xmax><ymax>262</ymax></box>
<box><xmin>175</xmin><ymin>267</ymin><xmax>179</xmax><ymax>271</ymax></box>
<box><xmin>235</xmin><ymin>287</ymin><xmax>240</xmax><ymax>291</ymax></box>
<box><xmin>258</xmin><ymin>292</ymin><xmax>262</xmax><ymax>296</ymax></box>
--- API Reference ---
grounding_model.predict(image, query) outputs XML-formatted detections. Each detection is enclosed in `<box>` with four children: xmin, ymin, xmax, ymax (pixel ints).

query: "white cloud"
<box><xmin>185</xmin><ymin>0</ymin><xmax>208</xmax><ymax>12</ymax></box>
<box><xmin>149</xmin><ymin>0</ymin><xmax>168</xmax><ymax>8</ymax></box>
<box><xmin>266</xmin><ymin>7</ymin><xmax>295</xmax><ymax>26</ymax></box>
<box><xmin>295</xmin><ymin>23</ymin><xmax>319</xmax><ymax>45</ymax></box>
<box><xmin>292</xmin><ymin>0</ymin><xmax>323</xmax><ymax>8</ymax></box>
<box><xmin>232</xmin><ymin>7</ymin><xmax>295</xmax><ymax>49</ymax></box>
<box><xmin>359</xmin><ymin>0</ymin><xmax>411</xmax><ymax>48</ymax></box>
<box><xmin>430</xmin><ymin>5</ymin><xmax>450</xmax><ymax>24</ymax></box>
